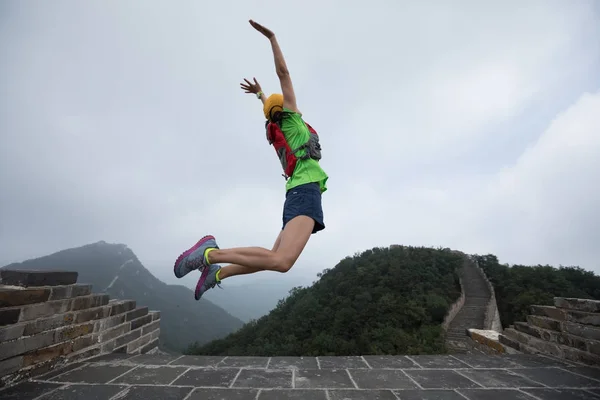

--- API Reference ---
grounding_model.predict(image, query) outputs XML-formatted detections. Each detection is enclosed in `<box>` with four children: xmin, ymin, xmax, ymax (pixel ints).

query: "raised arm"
<box><xmin>249</xmin><ymin>20</ymin><xmax>300</xmax><ymax>114</ymax></box>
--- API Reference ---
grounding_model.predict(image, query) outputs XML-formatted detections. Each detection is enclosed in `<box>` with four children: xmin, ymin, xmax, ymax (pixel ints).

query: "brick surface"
<box><xmin>70</xmin><ymin>294</ymin><xmax>110</xmax><ymax>311</ymax></box>
<box><xmin>149</xmin><ymin>310</ymin><xmax>160</xmax><ymax>321</ymax></box>
<box><xmin>141</xmin><ymin>320</ymin><xmax>159</xmax><ymax>335</ymax></box>
<box><xmin>125</xmin><ymin>307</ymin><xmax>148</xmax><ymax>322</ymax></box>
<box><xmin>0</xmin><ymin>287</ymin><xmax>50</xmax><ymax>308</ymax></box>
<box><xmin>130</xmin><ymin>314</ymin><xmax>152</xmax><ymax>331</ymax></box>
<box><xmin>140</xmin><ymin>338</ymin><xmax>159</xmax><ymax>354</ymax></box>
<box><xmin>0</xmin><ymin>308</ymin><xmax>21</xmax><ymax>326</ymax></box>
<box><xmin>0</xmin><ymin>356</ymin><xmax>23</xmax><ymax>376</ymax></box>
<box><xmin>554</xmin><ymin>297</ymin><xmax>600</xmax><ymax>313</ymax></box>
<box><xmin>73</xmin><ymin>304</ymin><xmax>111</xmax><ymax>324</ymax></box>
<box><xmin>3</xmin><ymin>354</ymin><xmax>599</xmax><ymax>398</ymax></box>
<box><xmin>94</xmin><ymin>312</ymin><xmax>127</xmax><ymax>332</ymax></box>
<box><xmin>99</xmin><ymin>320</ymin><xmax>131</xmax><ymax>343</ymax></box>
<box><xmin>109</xmin><ymin>300</ymin><xmax>136</xmax><ymax>316</ymax></box>
<box><xmin>530</xmin><ymin>305</ymin><xmax>600</xmax><ymax>326</ymax></box>
<box><xmin>48</xmin><ymin>284</ymin><xmax>92</xmax><ymax>301</ymax></box>
<box><xmin>22</xmin><ymin>313</ymin><xmax>72</xmax><ymax>336</ymax></box>
<box><xmin>0</xmin><ymin>323</ymin><xmax>25</xmax><ymax>342</ymax></box>
<box><xmin>15</xmin><ymin>299</ymin><xmax>73</xmax><ymax>322</ymax></box>
<box><xmin>0</xmin><ymin>270</ymin><xmax>78</xmax><ymax>287</ymax></box>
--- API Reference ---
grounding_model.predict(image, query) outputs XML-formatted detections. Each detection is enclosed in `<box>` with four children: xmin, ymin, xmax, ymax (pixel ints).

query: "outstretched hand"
<box><xmin>249</xmin><ymin>19</ymin><xmax>275</xmax><ymax>39</ymax></box>
<box><xmin>240</xmin><ymin>77</ymin><xmax>262</xmax><ymax>95</ymax></box>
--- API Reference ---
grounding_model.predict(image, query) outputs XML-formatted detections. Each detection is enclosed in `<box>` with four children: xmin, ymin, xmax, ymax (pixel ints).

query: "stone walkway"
<box><xmin>1</xmin><ymin>353</ymin><xmax>599</xmax><ymax>399</ymax></box>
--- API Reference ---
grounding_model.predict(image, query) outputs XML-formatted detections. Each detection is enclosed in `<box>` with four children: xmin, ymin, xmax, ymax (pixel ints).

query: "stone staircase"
<box><xmin>445</xmin><ymin>258</ymin><xmax>491</xmax><ymax>352</ymax></box>
<box><xmin>0</xmin><ymin>269</ymin><xmax>161</xmax><ymax>388</ymax></box>
<box><xmin>499</xmin><ymin>297</ymin><xmax>600</xmax><ymax>365</ymax></box>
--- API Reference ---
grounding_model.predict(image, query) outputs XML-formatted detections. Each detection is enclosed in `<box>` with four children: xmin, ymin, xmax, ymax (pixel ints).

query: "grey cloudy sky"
<box><xmin>1</xmin><ymin>0</ymin><xmax>600</xmax><ymax>289</ymax></box>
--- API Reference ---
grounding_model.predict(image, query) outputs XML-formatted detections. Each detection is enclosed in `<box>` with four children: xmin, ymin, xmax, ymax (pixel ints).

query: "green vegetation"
<box><xmin>474</xmin><ymin>254</ymin><xmax>600</xmax><ymax>328</ymax></box>
<box><xmin>186</xmin><ymin>246</ymin><xmax>464</xmax><ymax>356</ymax></box>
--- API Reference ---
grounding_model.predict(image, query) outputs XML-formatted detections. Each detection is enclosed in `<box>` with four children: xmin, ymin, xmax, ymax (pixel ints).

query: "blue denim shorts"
<box><xmin>282</xmin><ymin>182</ymin><xmax>325</xmax><ymax>234</ymax></box>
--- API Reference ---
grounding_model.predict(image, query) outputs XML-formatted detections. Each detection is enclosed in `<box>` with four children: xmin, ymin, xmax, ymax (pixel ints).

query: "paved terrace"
<box><xmin>2</xmin><ymin>353</ymin><xmax>599</xmax><ymax>400</ymax></box>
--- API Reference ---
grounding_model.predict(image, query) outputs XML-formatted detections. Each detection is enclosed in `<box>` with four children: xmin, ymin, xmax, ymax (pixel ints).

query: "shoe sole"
<box><xmin>195</xmin><ymin>266</ymin><xmax>212</xmax><ymax>300</ymax></box>
<box><xmin>174</xmin><ymin>235</ymin><xmax>214</xmax><ymax>278</ymax></box>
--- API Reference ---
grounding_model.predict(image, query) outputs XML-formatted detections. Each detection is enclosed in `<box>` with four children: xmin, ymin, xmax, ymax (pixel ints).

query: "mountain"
<box><xmin>187</xmin><ymin>245</ymin><xmax>465</xmax><ymax>356</ymax></box>
<box><xmin>1</xmin><ymin>241</ymin><xmax>245</xmax><ymax>353</ymax></box>
<box><xmin>206</xmin><ymin>271</ymin><xmax>316</xmax><ymax>322</ymax></box>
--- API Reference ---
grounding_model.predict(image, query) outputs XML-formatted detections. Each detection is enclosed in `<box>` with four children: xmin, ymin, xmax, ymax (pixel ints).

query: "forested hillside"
<box><xmin>187</xmin><ymin>246</ymin><xmax>464</xmax><ymax>356</ymax></box>
<box><xmin>474</xmin><ymin>254</ymin><xmax>600</xmax><ymax>328</ymax></box>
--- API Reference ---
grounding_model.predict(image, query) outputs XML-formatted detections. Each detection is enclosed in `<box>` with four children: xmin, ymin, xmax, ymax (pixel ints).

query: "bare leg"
<box><xmin>208</xmin><ymin>215</ymin><xmax>314</xmax><ymax>274</ymax></box>
<box><xmin>218</xmin><ymin>231</ymin><xmax>283</xmax><ymax>280</ymax></box>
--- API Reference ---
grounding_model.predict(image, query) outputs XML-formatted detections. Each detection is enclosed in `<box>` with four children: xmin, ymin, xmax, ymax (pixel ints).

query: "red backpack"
<box><xmin>265</xmin><ymin>118</ymin><xmax>322</xmax><ymax>180</ymax></box>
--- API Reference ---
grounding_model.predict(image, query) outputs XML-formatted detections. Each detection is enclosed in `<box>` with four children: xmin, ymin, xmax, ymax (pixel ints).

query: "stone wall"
<box><xmin>0</xmin><ymin>270</ymin><xmax>161</xmax><ymax>387</ymax></box>
<box><xmin>499</xmin><ymin>297</ymin><xmax>600</xmax><ymax>366</ymax></box>
<box><xmin>442</xmin><ymin>276</ymin><xmax>465</xmax><ymax>331</ymax></box>
<box><xmin>471</xmin><ymin>258</ymin><xmax>503</xmax><ymax>332</ymax></box>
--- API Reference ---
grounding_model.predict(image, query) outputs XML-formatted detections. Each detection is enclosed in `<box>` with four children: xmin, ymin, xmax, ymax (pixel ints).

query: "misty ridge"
<box><xmin>3</xmin><ymin>241</ymin><xmax>599</xmax><ymax>356</ymax></box>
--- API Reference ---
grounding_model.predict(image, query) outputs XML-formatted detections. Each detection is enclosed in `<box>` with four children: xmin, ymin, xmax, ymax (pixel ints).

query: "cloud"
<box><xmin>1</xmin><ymin>0</ymin><xmax>599</xmax><ymax>287</ymax></box>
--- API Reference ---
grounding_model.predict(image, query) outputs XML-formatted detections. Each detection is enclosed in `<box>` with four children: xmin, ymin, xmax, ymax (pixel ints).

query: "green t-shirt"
<box><xmin>279</xmin><ymin>108</ymin><xmax>328</xmax><ymax>193</ymax></box>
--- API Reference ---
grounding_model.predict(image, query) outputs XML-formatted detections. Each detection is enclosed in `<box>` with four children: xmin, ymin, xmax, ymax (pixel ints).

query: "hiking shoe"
<box><xmin>173</xmin><ymin>235</ymin><xmax>219</xmax><ymax>278</ymax></box>
<box><xmin>195</xmin><ymin>264</ymin><xmax>222</xmax><ymax>300</ymax></box>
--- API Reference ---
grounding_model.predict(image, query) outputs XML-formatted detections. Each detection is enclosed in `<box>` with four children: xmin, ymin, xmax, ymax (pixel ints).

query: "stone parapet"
<box><xmin>0</xmin><ymin>270</ymin><xmax>161</xmax><ymax>388</ymax></box>
<box><xmin>499</xmin><ymin>297</ymin><xmax>600</xmax><ymax>366</ymax></box>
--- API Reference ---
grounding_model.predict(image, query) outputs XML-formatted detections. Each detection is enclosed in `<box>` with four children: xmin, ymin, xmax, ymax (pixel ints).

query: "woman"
<box><xmin>173</xmin><ymin>20</ymin><xmax>329</xmax><ymax>301</ymax></box>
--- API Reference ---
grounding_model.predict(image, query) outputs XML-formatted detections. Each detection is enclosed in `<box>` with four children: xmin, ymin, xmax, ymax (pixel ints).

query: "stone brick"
<box><xmin>0</xmin><ymin>323</ymin><xmax>25</xmax><ymax>342</ymax></box>
<box><xmin>71</xmin><ymin>334</ymin><xmax>95</xmax><ymax>353</ymax></box>
<box><xmin>0</xmin><ymin>287</ymin><xmax>51</xmax><ymax>307</ymax></box>
<box><xmin>130</xmin><ymin>314</ymin><xmax>152</xmax><ymax>331</ymax></box>
<box><xmin>54</xmin><ymin>322</ymin><xmax>95</xmax><ymax>343</ymax></box>
<box><xmin>99</xmin><ymin>321</ymin><xmax>131</xmax><ymax>343</ymax></box>
<box><xmin>22</xmin><ymin>340</ymin><xmax>76</xmax><ymax>368</ymax></box>
<box><xmin>70</xmin><ymin>294</ymin><xmax>110</xmax><ymax>311</ymax></box>
<box><xmin>0</xmin><ymin>308</ymin><xmax>21</xmax><ymax>326</ymax></box>
<box><xmin>515</xmin><ymin>322</ymin><xmax>597</xmax><ymax>354</ymax></box>
<box><xmin>109</xmin><ymin>300</ymin><xmax>136</xmax><ymax>316</ymax></box>
<box><xmin>501</xmin><ymin>327</ymin><xmax>600</xmax><ymax>366</ymax></box>
<box><xmin>22</xmin><ymin>334</ymin><xmax>93</xmax><ymax>367</ymax></box>
<box><xmin>73</xmin><ymin>305</ymin><xmax>111</xmax><ymax>324</ymax></box>
<box><xmin>149</xmin><ymin>310</ymin><xmax>160</xmax><ymax>321</ymax></box>
<box><xmin>113</xmin><ymin>344</ymin><xmax>128</xmax><ymax>353</ymax></box>
<box><xmin>125</xmin><ymin>307</ymin><xmax>148</xmax><ymax>322</ymax></box>
<box><xmin>23</xmin><ymin>313</ymin><xmax>74</xmax><ymax>336</ymax></box>
<box><xmin>141</xmin><ymin>320</ymin><xmax>160</xmax><ymax>336</ymax></box>
<box><xmin>126</xmin><ymin>330</ymin><xmax>154</xmax><ymax>353</ymax></box>
<box><xmin>140</xmin><ymin>338</ymin><xmax>159</xmax><ymax>354</ymax></box>
<box><xmin>0</xmin><ymin>330</ymin><xmax>55</xmax><ymax>361</ymax></box>
<box><xmin>530</xmin><ymin>306</ymin><xmax>600</xmax><ymax>326</ymax></box>
<box><xmin>530</xmin><ymin>306</ymin><xmax>567</xmax><ymax>321</ymax></box>
<box><xmin>526</xmin><ymin>315</ymin><xmax>562</xmax><ymax>332</ymax></box>
<box><xmin>17</xmin><ymin>298</ymin><xmax>73</xmax><ymax>322</ymax></box>
<box><xmin>149</xmin><ymin>328</ymin><xmax>160</xmax><ymax>340</ymax></box>
<box><xmin>563</xmin><ymin>321</ymin><xmax>600</xmax><ymax>341</ymax></box>
<box><xmin>554</xmin><ymin>297</ymin><xmax>600</xmax><ymax>313</ymax></box>
<box><xmin>49</xmin><ymin>284</ymin><xmax>92</xmax><ymax>301</ymax></box>
<box><xmin>0</xmin><ymin>356</ymin><xmax>23</xmax><ymax>376</ymax></box>
<box><xmin>94</xmin><ymin>313</ymin><xmax>127</xmax><ymax>333</ymax></box>
<box><xmin>101</xmin><ymin>338</ymin><xmax>117</xmax><ymax>353</ymax></box>
<box><xmin>65</xmin><ymin>344</ymin><xmax>101</xmax><ymax>362</ymax></box>
<box><xmin>114</xmin><ymin>328</ymin><xmax>141</xmax><ymax>348</ymax></box>
<box><xmin>0</xmin><ymin>270</ymin><xmax>78</xmax><ymax>287</ymax></box>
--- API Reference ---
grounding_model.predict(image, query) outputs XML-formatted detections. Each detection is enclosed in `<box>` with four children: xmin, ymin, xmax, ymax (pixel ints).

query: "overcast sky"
<box><xmin>1</xmin><ymin>0</ymin><xmax>599</xmax><ymax>288</ymax></box>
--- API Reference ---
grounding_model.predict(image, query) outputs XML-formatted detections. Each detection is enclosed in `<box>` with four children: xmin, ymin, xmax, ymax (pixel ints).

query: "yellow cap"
<box><xmin>263</xmin><ymin>93</ymin><xmax>284</xmax><ymax>120</ymax></box>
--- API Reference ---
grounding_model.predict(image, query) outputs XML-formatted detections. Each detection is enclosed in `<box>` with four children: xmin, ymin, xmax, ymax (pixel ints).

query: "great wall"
<box><xmin>1</xmin><ymin>258</ymin><xmax>599</xmax><ymax>399</ymax></box>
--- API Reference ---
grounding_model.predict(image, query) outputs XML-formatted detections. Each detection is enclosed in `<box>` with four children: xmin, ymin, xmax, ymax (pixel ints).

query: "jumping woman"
<box><xmin>173</xmin><ymin>20</ymin><xmax>329</xmax><ymax>300</ymax></box>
